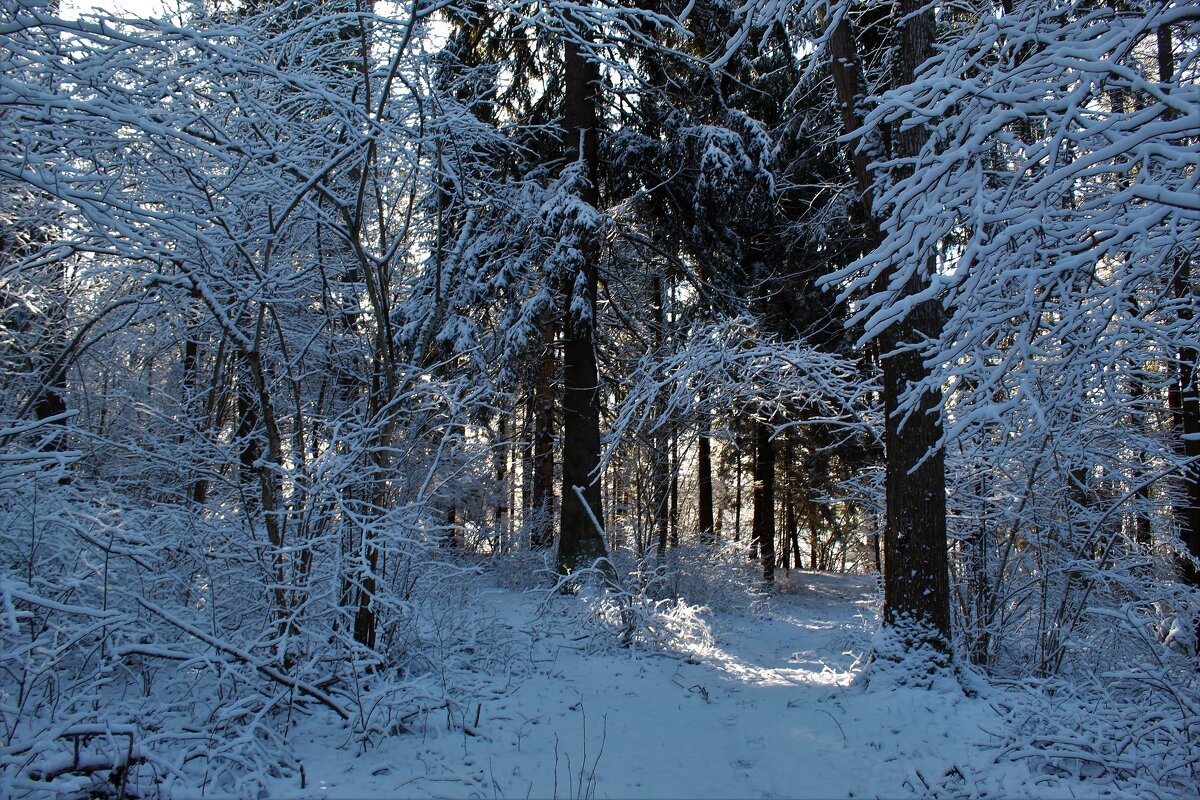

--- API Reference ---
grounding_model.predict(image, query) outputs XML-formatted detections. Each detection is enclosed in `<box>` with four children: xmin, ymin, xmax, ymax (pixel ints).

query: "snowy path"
<box><xmin>283</xmin><ymin>572</ymin><xmax>1005</xmax><ymax>799</ymax></box>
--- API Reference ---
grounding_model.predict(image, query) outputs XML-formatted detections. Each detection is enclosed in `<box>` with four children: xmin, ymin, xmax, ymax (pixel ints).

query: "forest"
<box><xmin>1</xmin><ymin>0</ymin><xmax>1198</xmax><ymax>795</ymax></box>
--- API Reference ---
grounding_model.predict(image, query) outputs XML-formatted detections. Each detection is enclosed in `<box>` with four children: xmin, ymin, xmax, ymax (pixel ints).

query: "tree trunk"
<box><xmin>670</xmin><ymin>431</ymin><xmax>680</xmax><ymax>548</ymax></box>
<box><xmin>878</xmin><ymin>0</ymin><xmax>951</xmax><ymax>659</ymax></box>
<box><xmin>753</xmin><ymin>420</ymin><xmax>776</xmax><ymax>583</ymax></box>
<box><xmin>782</xmin><ymin>436</ymin><xmax>794</xmax><ymax>571</ymax></box>
<box><xmin>239</xmin><ymin>338</ymin><xmax>296</xmax><ymax>648</ymax></box>
<box><xmin>1168</xmin><ymin>259</ymin><xmax>1200</xmax><ymax>587</ymax></box>
<box><xmin>790</xmin><ymin>518</ymin><xmax>802</xmax><ymax>572</ymax></box>
<box><xmin>182</xmin><ymin>287</ymin><xmax>213</xmax><ymax>505</ymax></box>
<box><xmin>652</xmin><ymin>276</ymin><xmax>670</xmax><ymax>557</ymax></box>
<box><xmin>698</xmin><ymin>426</ymin><xmax>716</xmax><ymax>545</ymax></box>
<box><xmin>556</xmin><ymin>25</ymin><xmax>608</xmax><ymax>574</ymax></box>
<box><xmin>782</xmin><ymin>494</ymin><xmax>794</xmax><ymax>571</ymax></box>
<box><xmin>1159</xmin><ymin>24</ymin><xmax>1200</xmax><ymax>587</ymax></box>
<box><xmin>809</xmin><ymin>505</ymin><xmax>820</xmax><ymax>572</ymax></box>
<box><xmin>828</xmin><ymin>2</ymin><xmax>952</xmax><ymax>665</ymax></box>
<box><xmin>530</xmin><ymin>314</ymin><xmax>556</xmax><ymax>550</ymax></box>
<box><xmin>235</xmin><ymin>372</ymin><xmax>261</xmax><ymax>511</ymax></box>
<box><xmin>965</xmin><ymin>481</ymin><xmax>991</xmax><ymax>666</ymax></box>
<box><xmin>879</xmin><ymin>302</ymin><xmax>950</xmax><ymax>651</ymax></box>
<box><xmin>734</xmin><ymin>441</ymin><xmax>742</xmax><ymax>543</ymax></box>
<box><xmin>495</xmin><ymin>412</ymin><xmax>511</xmax><ymax>552</ymax></box>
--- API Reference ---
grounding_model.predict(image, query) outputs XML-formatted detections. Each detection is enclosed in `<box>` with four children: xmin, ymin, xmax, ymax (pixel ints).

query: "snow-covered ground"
<box><xmin>260</xmin><ymin>571</ymin><xmax>1099</xmax><ymax>799</ymax></box>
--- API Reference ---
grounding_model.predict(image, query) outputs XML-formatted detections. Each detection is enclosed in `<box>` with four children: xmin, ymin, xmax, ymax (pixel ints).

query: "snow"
<box><xmin>254</xmin><ymin>571</ymin><xmax>1050</xmax><ymax>799</ymax></box>
<box><xmin>3</xmin><ymin>1</ymin><xmax>1200</xmax><ymax>796</ymax></box>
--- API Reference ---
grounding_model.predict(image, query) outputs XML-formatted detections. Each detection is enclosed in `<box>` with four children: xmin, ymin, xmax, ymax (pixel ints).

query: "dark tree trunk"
<box><xmin>653</xmin><ymin>449</ymin><xmax>670</xmax><ymax>558</ymax></box>
<box><xmin>879</xmin><ymin>300</ymin><xmax>950</xmax><ymax>649</ymax></box>
<box><xmin>877</xmin><ymin>0</ymin><xmax>951</xmax><ymax>658</ymax></box>
<box><xmin>753</xmin><ymin>420</ymin><xmax>776</xmax><ymax>583</ymax></box>
<box><xmin>748</xmin><ymin>435</ymin><xmax>758</xmax><ymax>561</ymax></box>
<box><xmin>235</xmin><ymin>376</ymin><xmax>261</xmax><ymax>508</ymax></box>
<box><xmin>698</xmin><ymin>427</ymin><xmax>716</xmax><ymax>545</ymax></box>
<box><xmin>352</xmin><ymin>542</ymin><xmax>379</xmax><ymax>651</ymax></box>
<box><xmin>32</xmin><ymin>362</ymin><xmax>67</xmax><ymax>436</ymax></box>
<box><xmin>781</xmin><ymin>436</ymin><xmax>794</xmax><ymax>571</ymax></box>
<box><xmin>782</xmin><ymin>495</ymin><xmax>793</xmax><ymax>571</ymax></box>
<box><xmin>652</xmin><ymin>276</ymin><xmax>670</xmax><ymax>557</ymax></box>
<box><xmin>556</xmin><ymin>26</ymin><xmax>608</xmax><ymax>574</ymax></box>
<box><xmin>965</xmin><ymin>486</ymin><xmax>991</xmax><ymax>666</ymax></box>
<box><xmin>809</xmin><ymin>505</ymin><xmax>820</xmax><ymax>572</ymax></box>
<box><xmin>239</xmin><ymin>344</ymin><xmax>294</xmax><ymax>648</ymax></box>
<box><xmin>444</xmin><ymin>504</ymin><xmax>459</xmax><ymax>549</ymax></box>
<box><xmin>181</xmin><ymin>295</ymin><xmax>213</xmax><ymax>505</ymax></box>
<box><xmin>1159</xmin><ymin>24</ymin><xmax>1200</xmax><ymax>587</ymax></box>
<box><xmin>669</xmin><ymin>432</ymin><xmax>680</xmax><ymax>548</ymax></box>
<box><xmin>653</xmin><ymin>437</ymin><xmax>669</xmax><ymax>557</ymax></box>
<box><xmin>495</xmin><ymin>412</ymin><xmax>511</xmax><ymax>552</ymax></box>
<box><xmin>734</xmin><ymin>440</ymin><xmax>742</xmax><ymax>543</ymax></box>
<box><xmin>829</xmin><ymin>1</ymin><xmax>952</xmax><ymax>663</ymax></box>
<box><xmin>790</xmin><ymin>520</ymin><xmax>803</xmax><ymax>572</ymax></box>
<box><xmin>777</xmin><ymin>489</ymin><xmax>796</xmax><ymax>568</ymax></box>
<box><xmin>530</xmin><ymin>315</ymin><xmax>556</xmax><ymax>549</ymax></box>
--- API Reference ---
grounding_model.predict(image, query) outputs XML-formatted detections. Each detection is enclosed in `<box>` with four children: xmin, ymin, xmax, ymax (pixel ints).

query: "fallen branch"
<box><xmin>27</xmin><ymin>751</ymin><xmax>145</xmax><ymax>783</ymax></box>
<box><xmin>135</xmin><ymin>597</ymin><xmax>350</xmax><ymax>720</ymax></box>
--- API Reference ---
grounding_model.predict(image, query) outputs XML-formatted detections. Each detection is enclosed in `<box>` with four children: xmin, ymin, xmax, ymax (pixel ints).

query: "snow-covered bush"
<box><xmin>0</xmin><ymin>2</ymin><xmax>532</xmax><ymax>793</ymax></box>
<box><xmin>636</xmin><ymin>540</ymin><xmax>770</xmax><ymax>613</ymax></box>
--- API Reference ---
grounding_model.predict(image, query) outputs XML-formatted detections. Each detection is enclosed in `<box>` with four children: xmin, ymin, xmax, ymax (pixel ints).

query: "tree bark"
<box><xmin>530</xmin><ymin>314</ymin><xmax>557</xmax><ymax>549</ymax></box>
<box><xmin>1159</xmin><ymin>23</ymin><xmax>1200</xmax><ymax>587</ymax></box>
<box><xmin>652</xmin><ymin>276</ymin><xmax>670</xmax><ymax>557</ymax></box>
<box><xmin>809</xmin><ymin>505</ymin><xmax>821</xmax><ymax>571</ymax></box>
<box><xmin>753</xmin><ymin>420</ymin><xmax>776</xmax><ymax>583</ymax></box>
<box><xmin>877</xmin><ymin>0</ymin><xmax>952</xmax><ymax>660</ymax></box>
<box><xmin>698</xmin><ymin>426</ymin><xmax>716</xmax><ymax>545</ymax></box>
<box><xmin>828</xmin><ymin>2</ymin><xmax>952</xmax><ymax>663</ymax></box>
<box><xmin>556</xmin><ymin>25</ymin><xmax>608</xmax><ymax>574</ymax></box>
<box><xmin>495</xmin><ymin>412</ymin><xmax>511</xmax><ymax>552</ymax></box>
<box><xmin>669</xmin><ymin>431</ymin><xmax>680</xmax><ymax>548</ymax></box>
<box><xmin>734</xmin><ymin>440</ymin><xmax>743</xmax><ymax>543</ymax></box>
<box><xmin>782</xmin><ymin>436</ymin><xmax>795</xmax><ymax>571</ymax></box>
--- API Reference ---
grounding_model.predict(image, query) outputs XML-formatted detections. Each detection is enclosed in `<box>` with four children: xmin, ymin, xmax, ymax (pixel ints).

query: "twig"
<box><xmin>817</xmin><ymin>708</ymin><xmax>846</xmax><ymax>741</ymax></box>
<box><xmin>135</xmin><ymin>597</ymin><xmax>349</xmax><ymax>720</ymax></box>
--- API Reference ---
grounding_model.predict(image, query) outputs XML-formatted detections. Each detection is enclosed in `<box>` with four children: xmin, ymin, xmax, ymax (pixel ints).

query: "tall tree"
<box><xmin>823</xmin><ymin>0</ymin><xmax>952</xmax><ymax>669</ymax></box>
<box><xmin>556</xmin><ymin>14</ymin><xmax>609</xmax><ymax>573</ymax></box>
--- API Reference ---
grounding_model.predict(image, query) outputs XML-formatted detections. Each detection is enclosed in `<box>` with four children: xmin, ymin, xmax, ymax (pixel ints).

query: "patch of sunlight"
<box><xmin>680</xmin><ymin>635</ymin><xmax>856</xmax><ymax>689</ymax></box>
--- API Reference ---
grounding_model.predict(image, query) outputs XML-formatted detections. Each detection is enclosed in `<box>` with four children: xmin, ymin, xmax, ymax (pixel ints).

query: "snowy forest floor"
<box><xmin>256</xmin><ymin>567</ymin><xmax>1141</xmax><ymax>800</ymax></box>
